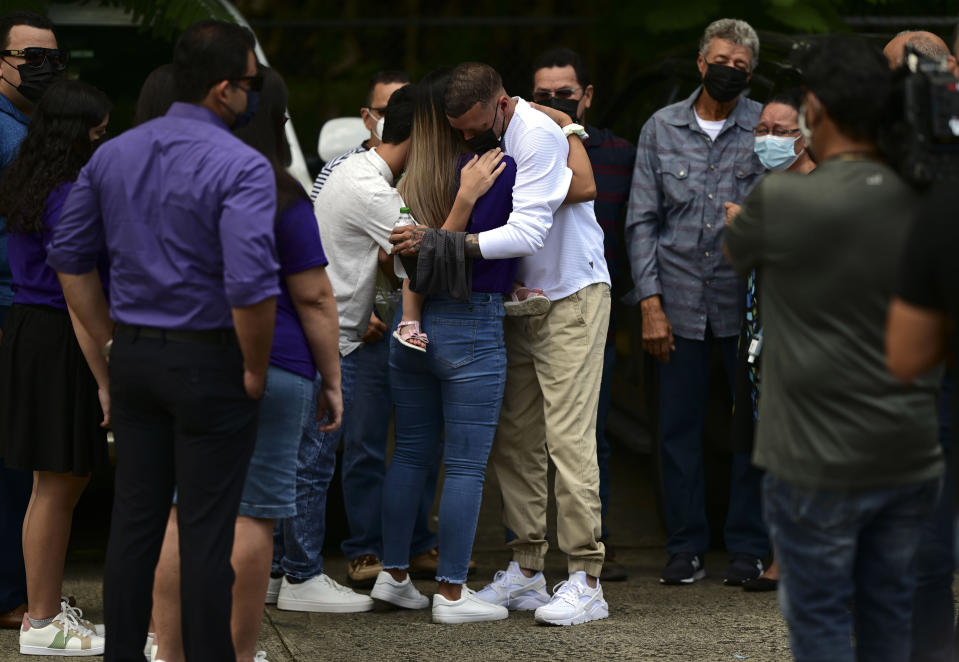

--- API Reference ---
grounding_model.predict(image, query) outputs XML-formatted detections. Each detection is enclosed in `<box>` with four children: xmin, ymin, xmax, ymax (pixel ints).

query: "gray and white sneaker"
<box><xmin>370</xmin><ymin>571</ymin><xmax>429</xmax><ymax>609</ymax></box>
<box><xmin>276</xmin><ymin>574</ymin><xmax>374</xmax><ymax>613</ymax></box>
<box><xmin>265</xmin><ymin>576</ymin><xmax>282</xmax><ymax>604</ymax></box>
<box><xmin>474</xmin><ymin>561</ymin><xmax>550</xmax><ymax>611</ymax></box>
<box><xmin>534</xmin><ymin>572</ymin><xmax>609</xmax><ymax>626</ymax></box>
<box><xmin>432</xmin><ymin>586</ymin><xmax>509</xmax><ymax>624</ymax></box>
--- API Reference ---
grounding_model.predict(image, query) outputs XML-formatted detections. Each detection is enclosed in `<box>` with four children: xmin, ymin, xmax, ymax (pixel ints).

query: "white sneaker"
<box><xmin>276</xmin><ymin>574</ymin><xmax>374</xmax><ymax>613</ymax></box>
<box><xmin>474</xmin><ymin>561</ymin><xmax>550</xmax><ymax>610</ymax></box>
<box><xmin>432</xmin><ymin>586</ymin><xmax>509</xmax><ymax>624</ymax></box>
<box><xmin>19</xmin><ymin>608</ymin><xmax>105</xmax><ymax>656</ymax></box>
<box><xmin>534</xmin><ymin>572</ymin><xmax>609</xmax><ymax>626</ymax></box>
<box><xmin>61</xmin><ymin>598</ymin><xmax>105</xmax><ymax>637</ymax></box>
<box><xmin>265</xmin><ymin>576</ymin><xmax>282</xmax><ymax>605</ymax></box>
<box><xmin>369</xmin><ymin>571</ymin><xmax>429</xmax><ymax>609</ymax></box>
<box><xmin>143</xmin><ymin>632</ymin><xmax>154</xmax><ymax>660</ymax></box>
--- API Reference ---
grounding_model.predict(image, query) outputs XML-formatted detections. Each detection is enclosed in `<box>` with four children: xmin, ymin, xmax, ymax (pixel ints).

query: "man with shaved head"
<box><xmin>883</xmin><ymin>28</ymin><xmax>959</xmax><ymax>662</ymax></box>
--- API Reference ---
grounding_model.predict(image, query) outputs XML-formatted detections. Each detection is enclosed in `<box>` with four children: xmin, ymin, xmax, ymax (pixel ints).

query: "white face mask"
<box><xmin>373</xmin><ymin>115</ymin><xmax>385</xmax><ymax>141</ymax></box>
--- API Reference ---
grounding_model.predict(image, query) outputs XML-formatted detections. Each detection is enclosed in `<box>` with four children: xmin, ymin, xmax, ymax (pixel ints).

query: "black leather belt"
<box><xmin>114</xmin><ymin>323</ymin><xmax>237</xmax><ymax>345</ymax></box>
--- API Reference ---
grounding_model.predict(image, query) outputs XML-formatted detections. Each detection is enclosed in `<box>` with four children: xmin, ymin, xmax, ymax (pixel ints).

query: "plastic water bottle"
<box><xmin>394</xmin><ymin>206</ymin><xmax>418</xmax><ymax>280</ymax></box>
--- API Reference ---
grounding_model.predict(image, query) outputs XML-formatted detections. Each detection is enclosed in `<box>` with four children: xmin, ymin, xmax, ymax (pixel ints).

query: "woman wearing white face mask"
<box><xmin>723</xmin><ymin>89</ymin><xmax>815</xmax><ymax>593</ymax></box>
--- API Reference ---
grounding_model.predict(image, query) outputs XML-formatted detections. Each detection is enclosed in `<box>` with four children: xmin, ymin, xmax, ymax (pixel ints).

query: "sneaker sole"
<box><xmin>20</xmin><ymin>644</ymin><xmax>105</xmax><ymax>656</ymax></box>
<box><xmin>276</xmin><ymin>597</ymin><xmax>374</xmax><ymax>613</ymax></box>
<box><xmin>660</xmin><ymin>569</ymin><xmax>706</xmax><ymax>585</ymax></box>
<box><xmin>504</xmin><ymin>297</ymin><xmax>550</xmax><ymax>317</ymax></box>
<box><xmin>432</xmin><ymin>608</ymin><xmax>509</xmax><ymax>624</ymax></box>
<box><xmin>535</xmin><ymin>602</ymin><xmax>609</xmax><ymax>626</ymax></box>
<box><xmin>369</xmin><ymin>586</ymin><xmax>429</xmax><ymax>610</ymax></box>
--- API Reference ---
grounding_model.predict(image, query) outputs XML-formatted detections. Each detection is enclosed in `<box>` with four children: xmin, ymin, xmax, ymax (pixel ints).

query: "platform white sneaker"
<box><xmin>432</xmin><ymin>586</ymin><xmax>509</xmax><ymax>624</ymax></box>
<box><xmin>534</xmin><ymin>571</ymin><xmax>609</xmax><ymax>626</ymax></box>
<box><xmin>474</xmin><ymin>561</ymin><xmax>550</xmax><ymax>610</ymax></box>
<box><xmin>369</xmin><ymin>571</ymin><xmax>429</xmax><ymax>609</ymax></box>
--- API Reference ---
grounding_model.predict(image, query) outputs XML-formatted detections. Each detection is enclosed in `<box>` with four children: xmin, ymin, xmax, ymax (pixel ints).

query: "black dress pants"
<box><xmin>103</xmin><ymin>333</ymin><xmax>258</xmax><ymax>662</ymax></box>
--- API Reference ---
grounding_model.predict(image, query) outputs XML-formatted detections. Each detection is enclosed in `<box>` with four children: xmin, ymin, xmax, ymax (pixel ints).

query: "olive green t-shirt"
<box><xmin>725</xmin><ymin>158</ymin><xmax>942</xmax><ymax>490</ymax></box>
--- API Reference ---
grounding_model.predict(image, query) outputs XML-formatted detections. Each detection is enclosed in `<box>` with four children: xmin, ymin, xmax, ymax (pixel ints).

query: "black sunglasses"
<box><xmin>230</xmin><ymin>73</ymin><xmax>264</xmax><ymax>93</ymax></box>
<box><xmin>0</xmin><ymin>47</ymin><xmax>69</xmax><ymax>71</ymax></box>
<box><xmin>531</xmin><ymin>87</ymin><xmax>582</xmax><ymax>103</ymax></box>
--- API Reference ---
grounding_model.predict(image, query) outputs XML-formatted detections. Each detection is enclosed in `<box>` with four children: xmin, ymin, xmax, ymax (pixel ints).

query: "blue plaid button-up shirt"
<box><xmin>625</xmin><ymin>87</ymin><xmax>763</xmax><ymax>340</ymax></box>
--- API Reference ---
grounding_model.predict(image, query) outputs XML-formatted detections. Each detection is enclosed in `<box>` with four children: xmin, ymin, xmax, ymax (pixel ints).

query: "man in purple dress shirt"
<box><xmin>47</xmin><ymin>21</ymin><xmax>278</xmax><ymax>662</ymax></box>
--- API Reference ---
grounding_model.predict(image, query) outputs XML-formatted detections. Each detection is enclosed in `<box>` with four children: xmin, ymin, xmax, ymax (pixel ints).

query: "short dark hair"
<box><xmin>796</xmin><ymin>35</ymin><xmax>892</xmax><ymax>143</ymax></box>
<box><xmin>444</xmin><ymin>62</ymin><xmax>503</xmax><ymax>119</ymax></box>
<box><xmin>380</xmin><ymin>84</ymin><xmax>414</xmax><ymax>144</ymax></box>
<box><xmin>173</xmin><ymin>19</ymin><xmax>255</xmax><ymax>103</ymax></box>
<box><xmin>134</xmin><ymin>63</ymin><xmax>178</xmax><ymax>126</ymax></box>
<box><xmin>365</xmin><ymin>70</ymin><xmax>410</xmax><ymax>107</ymax></box>
<box><xmin>531</xmin><ymin>47</ymin><xmax>590</xmax><ymax>89</ymax></box>
<box><xmin>0</xmin><ymin>10</ymin><xmax>54</xmax><ymax>50</ymax></box>
<box><xmin>765</xmin><ymin>88</ymin><xmax>802</xmax><ymax>113</ymax></box>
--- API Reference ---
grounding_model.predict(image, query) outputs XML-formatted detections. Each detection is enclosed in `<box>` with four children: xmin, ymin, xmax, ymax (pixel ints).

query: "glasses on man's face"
<box><xmin>231</xmin><ymin>73</ymin><xmax>264</xmax><ymax>93</ymax></box>
<box><xmin>365</xmin><ymin>106</ymin><xmax>387</xmax><ymax>119</ymax></box>
<box><xmin>0</xmin><ymin>47</ymin><xmax>70</xmax><ymax>71</ymax></box>
<box><xmin>531</xmin><ymin>87</ymin><xmax>582</xmax><ymax>103</ymax></box>
<box><xmin>754</xmin><ymin>126</ymin><xmax>801</xmax><ymax>138</ymax></box>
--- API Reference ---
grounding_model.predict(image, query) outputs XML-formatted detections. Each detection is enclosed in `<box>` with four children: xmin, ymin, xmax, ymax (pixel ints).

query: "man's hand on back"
<box><xmin>641</xmin><ymin>296</ymin><xmax>675</xmax><ymax>362</ymax></box>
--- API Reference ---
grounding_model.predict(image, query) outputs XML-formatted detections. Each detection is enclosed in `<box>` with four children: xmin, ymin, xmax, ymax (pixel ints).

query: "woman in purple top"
<box><xmin>149</xmin><ymin>68</ymin><xmax>343</xmax><ymax>662</ymax></box>
<box><xmin>0</xmin><ymin>80</ymin><xmax>111</xmax><ymax>653</ymax></box>
<box><xmin>371</xmin><ymin>70</ymin><xmax>518</xmax><ymax>624</ymax></box>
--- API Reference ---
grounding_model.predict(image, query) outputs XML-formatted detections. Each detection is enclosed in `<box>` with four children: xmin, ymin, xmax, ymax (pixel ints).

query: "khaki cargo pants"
<box><xmin>490</xmin><ymin>282</ymin><xmax>610</xmax><ymax>577</ymax></box>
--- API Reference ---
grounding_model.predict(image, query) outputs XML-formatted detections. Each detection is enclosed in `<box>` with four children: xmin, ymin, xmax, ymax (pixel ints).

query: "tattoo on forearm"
<box><xmin>464</xmin><ymin>233</ymin><xmax>481</xmax><ymax>258</ymax></box>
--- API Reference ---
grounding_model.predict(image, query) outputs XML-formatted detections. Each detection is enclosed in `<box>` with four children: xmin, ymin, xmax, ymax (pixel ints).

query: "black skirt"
<box><xmin>0</xmin><ymin>303</ymin><xmax>108</xmax><ymax>475</ymax></box>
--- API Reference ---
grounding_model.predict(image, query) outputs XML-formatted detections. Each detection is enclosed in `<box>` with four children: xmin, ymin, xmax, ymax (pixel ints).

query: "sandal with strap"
<box><xmin>504</xmin><ymin>287</ymin><xmax>551</xmax><ymax>317</ymax></box>
<box><xmin>393</xmin><ymin>320</ymin><xmax>429</xmax><ymax>352</ymax></box>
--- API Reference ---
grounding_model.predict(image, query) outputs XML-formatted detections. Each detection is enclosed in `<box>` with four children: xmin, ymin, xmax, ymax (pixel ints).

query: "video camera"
<box><xmin>895</xmin><ymin>44</ymin><xmax>959</xmax><ymax>186</ymax></box>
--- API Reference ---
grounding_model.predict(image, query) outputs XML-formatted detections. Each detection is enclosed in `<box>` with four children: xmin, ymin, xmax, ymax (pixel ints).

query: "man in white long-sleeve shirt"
<box><xmin>390</xmin><ymin>62</ymin><xmax>611</xmax><ymax>626</ymax></box>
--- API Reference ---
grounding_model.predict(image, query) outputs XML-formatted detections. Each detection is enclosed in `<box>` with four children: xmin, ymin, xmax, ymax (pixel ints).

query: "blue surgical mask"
<box><xmin>753</xmin><ymin>134</ymin><xmax>801</xmax><ymax>171</ymax></box>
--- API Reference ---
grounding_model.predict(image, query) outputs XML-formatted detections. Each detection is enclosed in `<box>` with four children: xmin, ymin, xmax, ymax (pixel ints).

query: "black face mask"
<box><xmin>465</xmin><ymin>105</ymin><xmax>503</xmax><ymax>154</ymax></box>
<box><xmin>10</xmin><ymin>59</ymin><xmax>61</xmax><ymax>103</ymax></box>
<box><xmin>702</xmin><ymin>62</ymin><xmax>749</xmax><ymax>103</ymax></box>
<box><xmin>541</xmin><ymin>97</ymin><xmax>581</xmax><ymax>124</ymax></box>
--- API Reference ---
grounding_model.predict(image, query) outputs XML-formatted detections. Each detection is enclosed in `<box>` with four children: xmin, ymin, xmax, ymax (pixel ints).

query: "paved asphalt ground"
<box><xmin>0</xmin><ymin>442</ymin><xmax>792</xmax><ymax>661</ymax></box>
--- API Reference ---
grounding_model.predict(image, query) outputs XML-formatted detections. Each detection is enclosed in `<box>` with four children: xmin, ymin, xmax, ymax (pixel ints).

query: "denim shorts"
<box><xmin>237</xmin><ymin>365</ymin><xmax>314</xmax><ymax>519</ymax></box>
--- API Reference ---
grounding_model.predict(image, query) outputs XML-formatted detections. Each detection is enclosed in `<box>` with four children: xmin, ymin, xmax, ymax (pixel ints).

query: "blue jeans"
<box><xmin>383</xmin><ymin>294</ymin><xmax>506</xmax><ymax>583</ymax></box>
<box><xmin>273</xmin><ymin>371</ymin><xmax>346</xmax><ymax>580</ymax></box>
<box><xmin>659</xmin><ymin>330</ymin><xmax>767</xmax><ymax>557</ymax></box>
<box><xmin>911</xmin><ymin>371</ymin><xmax>955</xmax><ymax>662</ymax></box>
<box><xmin>340</xmin><ymin>334</ymin><xmax>438</xmax><ymax>560</ymax></box>
<box><xmin>239</xmin><ymin>365</ymin><xmax>312</xmax><ymax>519</ymax></box>
<box><xmin>764</xmin><ymin>474</ymin><xmax>940</xmax><ymax>662</ymax></box>
<box><xmin>596</xmin><ymin>341</ymin><xmax>615</xmax><ymax>541</ymax></box>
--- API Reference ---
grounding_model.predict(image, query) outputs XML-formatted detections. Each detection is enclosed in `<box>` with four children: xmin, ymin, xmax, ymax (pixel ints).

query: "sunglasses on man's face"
<box><xmin>531</xmin><ymin>87</ymin><xmax>582</xmax><ymax>103</ymax></box>
<box><xmin>0</xmin><ymin>47</ymin><xmax>69</xmax><ymax>71</ymax></box>
<box><xmin>231</xmin><ymin>73</ymin><xmax>264</xmax><ymax>93</ymax></box>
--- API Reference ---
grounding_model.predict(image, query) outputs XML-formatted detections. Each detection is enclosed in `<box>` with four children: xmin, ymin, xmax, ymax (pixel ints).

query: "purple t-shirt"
<box><xmin>465</xmin><ymin>154</ymin><xmax>518</xmax><ymax>294</ymax></box>
<box><xmin>9</xmin><ymin>182</ymin><xmax>107</xmax><ymax>310</ymax></box>
<box><xmin>271</xmin><ymin>195</ymin><xmax>329</xmax><ymax>380</ymax></box>
<box><xmin>47</xmin><ymin>102</ymin><xmax>279</xmax><ymax>330</ymax></box>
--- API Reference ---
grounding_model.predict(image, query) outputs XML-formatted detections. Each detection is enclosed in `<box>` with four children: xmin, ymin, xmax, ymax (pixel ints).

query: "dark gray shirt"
<box><xmin>725</xmin><ymin>158</ymin><xmax>942</xmax><ymax>490</ymax></box>
<box><xmin>625</xmin><ymin>87</ymin><xmax>763</xmax><ymax>339</ymax></box>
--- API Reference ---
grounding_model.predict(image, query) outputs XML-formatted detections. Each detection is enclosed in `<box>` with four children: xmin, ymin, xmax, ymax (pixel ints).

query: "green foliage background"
<box><xmin>5</xmin><ymin>0</ymin><xmax>959</xmax><ymax>159</ymax></box>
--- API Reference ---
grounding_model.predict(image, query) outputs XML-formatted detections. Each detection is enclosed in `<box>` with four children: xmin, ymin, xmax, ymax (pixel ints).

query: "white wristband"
<box><xmin>563</xmin><ymin>123</ymin><xmax>589</xmax><ymax>140</ymax></box>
